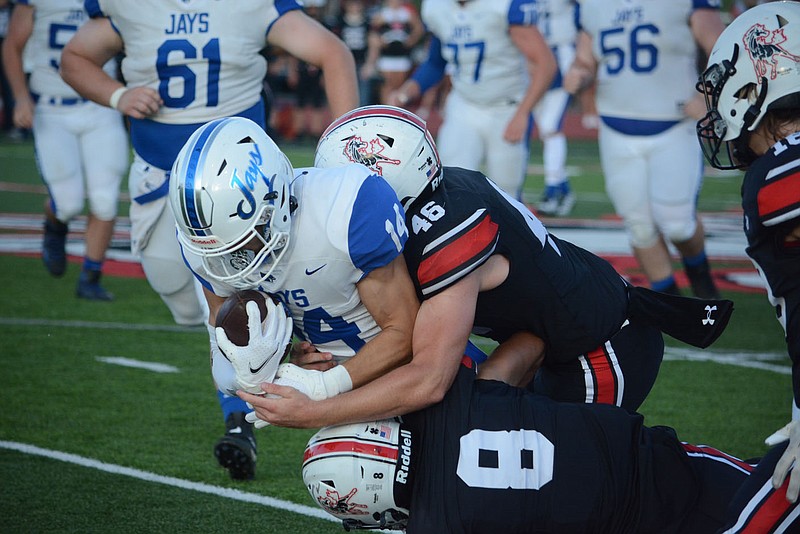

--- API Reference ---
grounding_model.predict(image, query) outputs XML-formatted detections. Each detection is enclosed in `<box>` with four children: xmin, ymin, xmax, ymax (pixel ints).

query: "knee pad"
<box><xmin>653</xmin><ymin>204</ymin><xmax>698</xmax><ymax>244</ymax></box>
<box><xmin>140</xmin><ymin>255</ymin><xmax>206</xmax><ymax>326</ymax></box>
<box><xmin>54</xmin><ymin>197</ymin><xmax>84</xmax><ymax>222</ymax></box>
<box><xmin>87</xmin><ymin>189</ymin><xmax>120</xmax><ymax>222</ymax></box>
<box><xmin>627</xmin><ymin>220</ymin><xmax>660</xmax><ymax>249</ymax></box>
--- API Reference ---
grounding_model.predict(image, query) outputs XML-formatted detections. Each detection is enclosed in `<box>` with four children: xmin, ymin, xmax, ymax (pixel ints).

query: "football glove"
<box><xmin>215</xmin><ymin>299</ymin><xmax>293</xmax><ymax>395</ymax></box>
<box><xmin>273</xmin><ymin>362</ymin><xmax>353</xmax><ymax>401</ymax></box>
<box><xmin>767</xmin><ymin>420</ymin><xmax>800</xmax><ymax>503</ymax></box>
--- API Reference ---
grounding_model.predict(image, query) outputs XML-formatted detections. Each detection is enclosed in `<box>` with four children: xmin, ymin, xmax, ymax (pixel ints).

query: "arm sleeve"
<box><xmin>410</xmin><ymin>35</ymin><xmax>446</xmax><ymax>94</ymax></box>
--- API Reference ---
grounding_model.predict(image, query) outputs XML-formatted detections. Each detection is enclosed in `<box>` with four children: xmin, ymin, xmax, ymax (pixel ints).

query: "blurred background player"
<box><xmin>696</xmin><ymin>0</ymin><xmax>800</xmax><ymax>507</ymax></box>
<box><xmin>1</xmin><ymin>0</ymin><xmax>127</xmax><ymax>300</ymax></box>
<box><xmin>388</xmin><ymin>0</ymin><xmax>557</xmax><ymax>201</ymax></box>
<box><xmin>362</xmin><ymin>0</ymin><xmax>425</xmax><ymax>105</ymax></box>
<box><xmin>169</xmin><ymin>117</ymin><xmax>418</xmax><ymax>477</ymax></box>
<box><xmin>333</xmin><ymin>0</ymin><xmax>375</xmax><ymax>107</ymax></box>
<box><xmin>59</xmin><ymin>0</ymin><xmax>358</xmax><ymax>480</ymax></box>
<box><xmin>532</xmin><ymin>0</ymin><xmax>578</xmax><ymax>217</ymax></box>
<box><xmin>564</xmin><ymin>0</ymin><xmax>724</xmax><ymax>298</ymax></box>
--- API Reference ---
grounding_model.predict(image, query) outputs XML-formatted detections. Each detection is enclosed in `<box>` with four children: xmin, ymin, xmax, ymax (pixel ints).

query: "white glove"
<box><xmin>767</xmin><ymin>420</ymin><xmax>800</xmax><ymax>502</ymax></box>
<box><xmin>273</xmin><ymin>362</ymin><xmax>353</xmax><ymax>401</ymax></box>
<box><xmin>215</xmin><ymin>298</ymin><xmax>293</xmax><ymax>394</ymax></box>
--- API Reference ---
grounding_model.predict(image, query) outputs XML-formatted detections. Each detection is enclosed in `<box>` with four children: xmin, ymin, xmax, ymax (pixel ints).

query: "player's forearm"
<box><xmin>341</xmin><ymin>327</ymin><xmax>413</xmax><ymax>389</ymax></box>
<box><xmin>477</xmin><ymin>332</ymin><xmax>545</xmax><ymax>387</ymax></box>
<box><xmin>1</xmin><ymin>40</ymin><xmax>30</xmax><ymax>102</ymax></box>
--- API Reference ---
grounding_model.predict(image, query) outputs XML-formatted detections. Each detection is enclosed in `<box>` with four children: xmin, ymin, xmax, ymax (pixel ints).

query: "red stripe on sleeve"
<box><xmin>586</xmin><ymin>346</ymin><xmax>616</xmax><ymax>405</ymax></box>
<box><xmin>681</xmin><ymin>443</ymin><xmax>755</xmax><ymax>472</ymax></box>
<box><xmin>740</xmin><ymin>478</ymin><xmax>794</xmax><ymax>534</ymax></box>
<box><xmin>758</xmin><ymin>172</ymin><xmax>800</xmax><ymax>219</ymax></box>
<box><xmin>417</xmin><ymin>215</ymin><xmax>499</xmax><ymax>286</ymax></box>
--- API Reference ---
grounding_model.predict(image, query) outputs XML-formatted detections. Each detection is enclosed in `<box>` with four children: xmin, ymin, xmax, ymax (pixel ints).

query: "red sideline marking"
<box><xmin>12</xmin><ymin>252</ymin><xmax>145</xmax><ymax>278</ymax></box>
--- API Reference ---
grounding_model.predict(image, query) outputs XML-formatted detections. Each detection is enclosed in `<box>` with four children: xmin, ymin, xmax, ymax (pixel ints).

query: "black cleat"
<box><xmin>76</xmin><ymin>270</ymin><xmax>114</xmax><ymax>301</ymax></box>
<box><xmin>214</xmin><ymin>412</ymin><xmax>257</xmax><ymax>480</ymax></box>
<box><xmin>42</xmin><ymin>219</ymin><xmax>68</xmax><ymax>277</ymax></box>
<box><xmin>685</xmin><ymin>261</ymin><xmax>721</xmax><ymax>299</ymax></box>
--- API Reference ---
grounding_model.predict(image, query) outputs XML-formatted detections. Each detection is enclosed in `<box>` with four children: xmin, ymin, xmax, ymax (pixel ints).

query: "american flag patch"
<box><xmin>379</xmin><ymin>424</ymin><xmax>392</xmax><ymax>440</ymax></box>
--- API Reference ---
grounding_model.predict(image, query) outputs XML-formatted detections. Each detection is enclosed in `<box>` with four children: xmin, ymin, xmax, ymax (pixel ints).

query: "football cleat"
<box><xmin>214</xmin><ymin>412</ymin><xmax>257</xmax><ymax>480</ymax></box>
<box><xmin>76</xmin><ymin>270</ymin><xmax>114</xmax><ymax>301</ymax></box>
<box><xmin>685</xmin><ymin>262</ymin><xmax>721</xmax><ymax>300</ymax></box>
<box><xmin>42</xmin><ymin>219</ymin><xmax>68</xmax><ymax>277</ymax></box>
<box><xmin>537</xmin><ymin>185</ymin><xmax>575</xmax><ymax>217</ymax></box>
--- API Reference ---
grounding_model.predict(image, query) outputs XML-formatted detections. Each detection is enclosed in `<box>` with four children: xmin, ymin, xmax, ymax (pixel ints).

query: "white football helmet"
<box><xmin>697</xmin><ymin>1</ymin><xmax>800</xmax><ymax>169</ymax></box>
<box><xmin>302</xmin><ymin>419</ymin><xmax>410</xmax><ymax>531</ymax></box>
<box><xmin>315</xmin><ymin>105</ymin><xmax>441</xmax><ymax>209</ymax></box>
<box><xmin>169</xmin><ymin>117</ymin><xmax>294</xmax><ymax>289</ymax></box>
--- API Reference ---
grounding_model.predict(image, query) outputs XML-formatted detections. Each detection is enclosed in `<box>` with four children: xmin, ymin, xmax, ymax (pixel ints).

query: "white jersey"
<box><xmin>421</xmin><ymin>0</ymin><xmax>538</xmax><ymax>106</ymax></box>
<box><xmin>534</xmin><ymin>0</ymin><xmax>577</xmax><ymax>48</ymax></box>
<box><xmin>21</xmin><ymin>0</ymin><xmax>115</xmax><ymax>98</ymax></box>
<box><xmin>578</xmin><ymin>0</ymin><xmax>718</xmax><ymax>121</ymax></box>
<box><xmin>185</xmin><ymin>164</ymin><xmax>408</xmax><ymax>360</ymax></box>
<box><xmin>88</xmin><ymin>0</ymin><xmax>298</xmax><ymax>125</ymax></box>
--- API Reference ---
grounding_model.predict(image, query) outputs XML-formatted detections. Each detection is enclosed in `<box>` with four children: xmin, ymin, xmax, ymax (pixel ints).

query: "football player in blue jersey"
<box><xmin>168</xmin><ymin>117</ymin><xmax>419</xmax><ymax>479</ymax></box>
<box><xmin>2</xmin><ymin>0</ymin><xmax>127</xmax><ymax>300</ymax></box>
<box><xmin>564</xmin><ymin>0</ymin><xmax>725</xmax><ymax>299</ymax></box>
<box><xmin>241</xmin><ymin>106</ymin><xmax>732</xmax><ymax>436</ymax></box>
<box><xmin>59</xmin><ymin>0</ymin><xmax>359</xmax><ymax>480</ymax></box>
<box><xmin>696</xmin><ymin>0</ymin><xmax>800</xmax><ymax>511</ymax></box>
<box><xmin>388</xmin><ymin>0</ymin><xmax>557</xmax><ymax>201</ymax></box>
<box><xmin>300</xmin><ymin>354</ymin><xmax>797</xmax><ymax>533</ymax></box>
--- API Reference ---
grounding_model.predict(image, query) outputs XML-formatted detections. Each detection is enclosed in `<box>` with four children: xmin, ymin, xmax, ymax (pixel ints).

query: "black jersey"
<box><xmin>741</xmin><ymin>135</ymin><xmax>800</xmax><ymax>408</ymax></box>
<box><xmin>402</xmin><ymin>167</ymin><xmax>630</xmax><ymax>358</ymax></box>
<box><xmin>400</xmin><ymin>363</ymin><xmax>702</xmax><ymax>534</ymax></box>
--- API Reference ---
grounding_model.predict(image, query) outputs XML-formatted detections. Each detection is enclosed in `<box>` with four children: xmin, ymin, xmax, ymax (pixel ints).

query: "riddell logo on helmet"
<box><xmin>343</xmin><ymin>136</ymin><xmax>401</xmax><ymax>175</ymax></box>
<box><xmin>742</xmin><ymin>23</ymin><xmax>800</xmax><ymax>81</ymax></box>
<box><xmin>190</xmin><ymin>236</ymin><xmax>220</xmax><ymax>246</ymax></box>
<box><xmin>395</xmin><ymin>429</ymin><xmax>412</xmax><ymax>485</ymax></box>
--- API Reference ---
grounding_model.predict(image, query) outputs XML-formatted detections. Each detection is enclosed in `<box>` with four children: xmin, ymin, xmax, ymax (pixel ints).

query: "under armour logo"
<box><xmin>702</xmin><ymin>305</ymin><xmax>717</xmax><ymax>326</ymax></box>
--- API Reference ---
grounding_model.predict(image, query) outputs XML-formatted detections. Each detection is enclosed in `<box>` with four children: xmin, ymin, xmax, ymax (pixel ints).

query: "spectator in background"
<box><xmin>59</xmin><ymin>0</ymin><xmax>358</xmax><ymax>482</ymax></box>
<box><xmin>2</xmin><ymin>0</ymin><xmax>128</xmax><ymax>300</ymax></box>
<box><xmin>363</xmin><ymin>0</ymin><xmax>425</xmax><ymax>105</ymax></box>
<box><xmin>333</xmin><ymin>0</ymin><xmax>375</xmax><ymax>106</ymax></box>
<box><xmin>564</xmin><ymin>0</ymin><xmax>724</xmax><ymax>299</ymax></box>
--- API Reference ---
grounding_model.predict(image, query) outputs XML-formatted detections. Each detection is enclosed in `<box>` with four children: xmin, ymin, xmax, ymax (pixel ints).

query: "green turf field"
<box><xmin>0</xmin><ymin>134</ymin><xmax>791</xmax><ymax>533</ymax></box>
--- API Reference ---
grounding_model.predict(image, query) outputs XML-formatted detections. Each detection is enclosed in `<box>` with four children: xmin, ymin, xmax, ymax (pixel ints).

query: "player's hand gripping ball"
<box><xmin>214</xmin><ymin>290</ymin><xmax>293</xmax><ymax>394</ymax></box>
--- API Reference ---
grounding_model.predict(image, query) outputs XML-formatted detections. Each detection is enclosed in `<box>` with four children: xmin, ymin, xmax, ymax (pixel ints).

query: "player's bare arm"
<box><xmin>477</xmin><ymin>331</ymin><xmax>545</xmax><ymax>387</ymax></box>
<box><xmin>241</xmin><ymin>268</ymin><xmax>482</xmax><ymax>428</ymax></box>
<box><xmin>505</xmin><ymin>25</ymin><xmax>557</xmax><ymax>143</ymax></box>
<box><xmin>269</xmin><ymin>10</ymin><xmax>358</xmax><ymax>117</ymax></box>
<box><xmin>563</xmin><ymin>31</ymin><xmax>597</xmax><ymax>95</ymax></box>
<box><xmin>60</xmin><ymin>18</ymin><xmax>162</xmax><ymax>119</ymax></box>
<box><xmin>341</xmin><ymin>253</ymin><xmax>418</xmax><ymax>388</ymax></box>
<box><xmin>1</xmin><ymin>4</ymin><xmax>34</xmax><ymax>129</ymax></box>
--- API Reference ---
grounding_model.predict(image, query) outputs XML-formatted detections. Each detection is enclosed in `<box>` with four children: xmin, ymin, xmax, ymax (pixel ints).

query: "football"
<box><xmin>214</xmin><ymin>290</ymin><xmax>272</xmax><ymax>346</ymax></box>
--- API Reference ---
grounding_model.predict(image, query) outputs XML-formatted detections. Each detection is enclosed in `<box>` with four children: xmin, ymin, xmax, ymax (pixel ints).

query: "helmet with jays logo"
<box><xmin>314</xmin><ymin>105</ymin><xmax>441</xmax><ymax>209</ymax></box>
<box><xmin>169</xmin><ymin>117</ymin><xmax>294</xmax><ymax>289</ymax></box>
<box><xmin>302</xmin><ymin>419</ymin><xmax>410</xmax><ymax>531</ymax></box>
<box><xmin>697</xmin><ymin>1</ymin><xmax>800</xmax><ymax>169</ymax></box>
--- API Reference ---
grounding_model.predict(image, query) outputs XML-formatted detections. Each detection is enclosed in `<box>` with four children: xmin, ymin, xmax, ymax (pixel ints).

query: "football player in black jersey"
<box><xmin>696</xmin><ymin>0</ymin><xmax>800</xmax><ymax>510</ymax></box>
<box><xmin>243</xmin><ymin>104</ymin><xmax>731</xmax><ymax>428</ymax></box>
<box><xmin>302</xmin><ymin>354</ymin><xmax>795</xmax><ymax>533</ymax></box>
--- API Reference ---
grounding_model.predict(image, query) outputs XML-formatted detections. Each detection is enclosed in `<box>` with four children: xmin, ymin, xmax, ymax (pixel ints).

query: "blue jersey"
<box><xmin>185</xmin><ymin>164</ymin><xmax>408</xmax><ymax>360</ymax></box>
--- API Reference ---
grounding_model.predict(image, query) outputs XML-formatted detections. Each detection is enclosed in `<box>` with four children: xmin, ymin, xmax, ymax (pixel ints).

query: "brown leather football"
<box><xmin>214</xmin><ymin>290</ymin><xmax>270</xmax><ymax>346</ymax></box>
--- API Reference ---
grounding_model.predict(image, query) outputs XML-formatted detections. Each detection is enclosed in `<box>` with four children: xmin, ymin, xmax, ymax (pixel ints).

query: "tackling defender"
<box><xmin>242</xmin><ymin>106</ymin><xmax>733</xmax><ymax>431</ymax></box>
<box><xmin>59</xmin><ymin>0</ymin><xmax>358</xmax><ymax>480</ymax></box>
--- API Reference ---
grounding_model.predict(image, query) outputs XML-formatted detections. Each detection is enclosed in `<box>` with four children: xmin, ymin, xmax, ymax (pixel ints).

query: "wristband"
<box><xmin>108</xmin><ymin>87</ymin><xmax>127</xmax><ymax>110</ymax></box>
<box><xmin>397</xmin><ymin>92</ymin><xmax>410</xmax><ymax>106</ymax></box>
<box><xmin>322</xmin><ymin>364</ymin><xmax>353</xmax><ymax>396</ymax></box>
